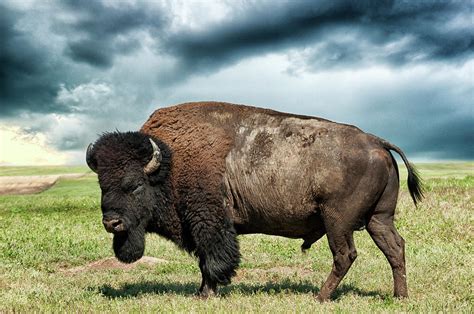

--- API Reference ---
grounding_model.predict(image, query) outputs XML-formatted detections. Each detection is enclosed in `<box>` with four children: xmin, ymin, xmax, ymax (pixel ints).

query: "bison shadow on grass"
<box><xmin>95</xmin><ymin>280</ymin><xmax>387</xmax><ymax>300</ymax></box>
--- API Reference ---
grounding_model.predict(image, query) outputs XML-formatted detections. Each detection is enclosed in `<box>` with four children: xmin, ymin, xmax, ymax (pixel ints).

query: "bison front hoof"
<box><xmin>196</xmin><ymin>287</ymin><xmax>217</xmax><ymax>299</ymax></box>
<box><xmin>196</xmin><ymin>292</ymin><xmax>215</xmax><ymax>300</ymax></box>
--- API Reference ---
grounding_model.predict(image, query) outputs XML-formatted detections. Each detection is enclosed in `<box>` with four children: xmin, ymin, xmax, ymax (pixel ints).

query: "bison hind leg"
<box><xmin>366</xmin><ymin>163</ymin><xmax>407</xmax><ymax>298</ymax></box>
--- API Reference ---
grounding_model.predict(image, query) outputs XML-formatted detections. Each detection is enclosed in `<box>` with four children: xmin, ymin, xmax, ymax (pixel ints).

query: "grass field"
<box><xmin>0</xmin><ymin>163</ymin><xmax>472</xmax><ymax>312</ymax></box>
<box><xmin>0</xmin><ymin>165</ymin><xmax>89</xmax><ymax>177</ymax></box>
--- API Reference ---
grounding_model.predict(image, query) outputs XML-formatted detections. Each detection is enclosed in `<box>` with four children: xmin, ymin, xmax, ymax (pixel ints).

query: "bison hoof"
<box><xmin>315</xmin><ymin>293</ymin><xmax>330</xmax><ymax>303</ymax></box>
<box><xmin>197</xmin><ymin>288</ymin><xmax>217</xmax><ymax>299</ymax></box>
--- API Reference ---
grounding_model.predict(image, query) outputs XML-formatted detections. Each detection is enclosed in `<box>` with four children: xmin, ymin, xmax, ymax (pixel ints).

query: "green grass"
<box><xmin>0</xmin><ymin>165</ymin><xmax>89</xmax><ymax>176</ymax></box>
<box><xmin>399</xmin><ymin>162</ymin><xmax>473</xmax><ymax>179</ymax></box>
<box><xmin>0</xmin><ymin>163</ymin><xmax>473</xmax><ymax>312</ymax></box>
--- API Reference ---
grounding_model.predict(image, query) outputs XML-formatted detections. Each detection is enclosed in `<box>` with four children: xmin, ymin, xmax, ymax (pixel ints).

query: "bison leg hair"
<box><xmin>191</xmin><ymin>212</ymin><xmax>240</xmax><ymax>297</ymax></box>
<box><xmin>198</xmin><ymin>259</ymin><xmax>218</xmax><ymax>298</ymax></box>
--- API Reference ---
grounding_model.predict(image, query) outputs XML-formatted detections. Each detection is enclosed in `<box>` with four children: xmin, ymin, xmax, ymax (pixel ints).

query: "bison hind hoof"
<box><xmin>315</xmin><ymin>293</ymin><xmax>330</xmax><ymax>303</ymax></box>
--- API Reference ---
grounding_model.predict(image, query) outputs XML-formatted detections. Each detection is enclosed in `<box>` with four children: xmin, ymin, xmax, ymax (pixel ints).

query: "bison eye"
<box><xmin>132</xmin><ymin>185</ymin><xmax>144</xmax><ymax>195</ymax></box>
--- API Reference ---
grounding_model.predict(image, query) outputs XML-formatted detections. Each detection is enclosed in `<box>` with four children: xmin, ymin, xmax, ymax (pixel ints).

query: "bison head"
<box><xmin>86</xmin><ymin>132</ymin><xmax>169</xmax><ymax>263</ymax></box>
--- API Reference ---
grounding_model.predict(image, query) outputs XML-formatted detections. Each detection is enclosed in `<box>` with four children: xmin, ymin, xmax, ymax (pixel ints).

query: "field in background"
<box><xmin>0</xmin><ymin>163</ymin><xmax>472</xmax><ymax>312</ymax></box>
<box><xmin>398</xmin><ymin>162</ymin><xmax>473</xmax><ymax>179</ymax></box>
<box><xmin>0</xmin><ymin>165</ymin><xmax>88</xmax><ymax>177</ymax></box>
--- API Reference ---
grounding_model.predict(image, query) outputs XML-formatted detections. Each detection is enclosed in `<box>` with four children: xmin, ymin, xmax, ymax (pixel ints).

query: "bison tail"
<box><xmin>379</xmin><ymin>139</ymin><xmax>424</xmax><ymax>206</ymax></box>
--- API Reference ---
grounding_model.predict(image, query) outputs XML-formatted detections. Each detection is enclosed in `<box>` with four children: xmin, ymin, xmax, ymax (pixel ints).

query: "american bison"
<box><xmin>86</xmin><ymin>102</ymin><xmax>423</xmax><ymax>301</ymax></box>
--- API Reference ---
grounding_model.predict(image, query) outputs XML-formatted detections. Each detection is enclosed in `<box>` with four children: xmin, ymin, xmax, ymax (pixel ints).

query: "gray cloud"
<box><xmin>353</xmin><ymin>72</ymin><xmax>474</xmax><ymax>160</ymax></box>
<box><xmin>163</xmin><ymin>0</ymin><xmax>472</xmax><ymax>77</ymax></box>
<box><xmin>66</xmin><ymin>39</ymin><xmax>114</xmax><ymax>68</ymax></box>
<box><xmin>58</xmin><ymin>0</ymin><xmax>167</xmax><ymax>68</ymax></box>
<box><xmin>0</xmin><ymin>0</ymin><xmax>166</xmax><ymax>115</ymax></box>
<box><xmin>0</xmin><ymin>4</ymin><xmax>67</xmax><ymax>115</ymax></box>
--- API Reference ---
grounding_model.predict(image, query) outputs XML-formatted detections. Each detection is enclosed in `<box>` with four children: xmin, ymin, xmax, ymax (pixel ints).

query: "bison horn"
<box><xmin>144</xmin><ymin>138</ymin><xmax>162</xmax><ymax>174</ymax></box>
<box><xmin>86</xmin><ymin>143</ymin><xmax>98</xmax><ymax>173</ymax></box>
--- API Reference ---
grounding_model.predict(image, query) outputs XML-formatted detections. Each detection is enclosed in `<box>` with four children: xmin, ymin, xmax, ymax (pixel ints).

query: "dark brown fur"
<box><xmin>90</xmin><ymin>101</ymin><xmax>422</xmax><ymax>301</ymax></box>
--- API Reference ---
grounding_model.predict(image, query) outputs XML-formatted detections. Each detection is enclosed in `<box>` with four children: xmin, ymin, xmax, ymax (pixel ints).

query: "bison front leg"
<box><xmin>198</xmin><ymin>259</ymin><xmax>218</xmax><ymax>298</ymax></box>
<box><xmin>190</xmin><ymin>208</ymin><xmax>241</xmax><ymax>298</ymax></box>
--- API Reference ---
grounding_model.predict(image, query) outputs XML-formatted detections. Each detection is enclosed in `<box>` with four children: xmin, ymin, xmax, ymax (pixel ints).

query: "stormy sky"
<box><xmin>0</xmin><ymin>0</ymin><xmax>472</xmax><ymax>164</ymax></box>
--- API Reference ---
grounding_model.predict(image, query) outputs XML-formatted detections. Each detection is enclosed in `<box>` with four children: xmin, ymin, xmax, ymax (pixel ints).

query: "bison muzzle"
<box><xmin>86</xmin><ymin>102</ymin><xmax>423</xmax><ymax>301</ymax></box>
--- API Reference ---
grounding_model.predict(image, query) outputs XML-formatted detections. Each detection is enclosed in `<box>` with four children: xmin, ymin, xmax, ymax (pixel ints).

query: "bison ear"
<box><xmin>144</xmin><ymin>138</ymin><xmax>162</xmax><ymax>175</ymax></box>
<box><xmin>86</xmin><ymin>143</ymin><xmax>98</xmax><ymax>173</ymax></box>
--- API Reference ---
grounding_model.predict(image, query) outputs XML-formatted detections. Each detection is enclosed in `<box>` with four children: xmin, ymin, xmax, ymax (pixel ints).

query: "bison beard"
<box><xmin>113</xmin><ymin>225</ymin><xmax>145</xmax><ymax>263</ymax></box>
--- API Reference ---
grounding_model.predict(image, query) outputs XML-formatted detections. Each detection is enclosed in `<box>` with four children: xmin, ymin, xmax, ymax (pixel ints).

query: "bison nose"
<box><xmin>102</xmin><ymin>218</ymin><xmax>125</xmax><ymax>233</ymax></box>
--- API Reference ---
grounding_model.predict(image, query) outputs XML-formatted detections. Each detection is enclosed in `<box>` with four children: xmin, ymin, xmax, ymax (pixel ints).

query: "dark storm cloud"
<box><xmin>381</xmin><ymin>114</ymin><xmax>474</xmax><ymax>160</ymax></box>
<box><xmin>351</xmin><ymin>79</ymin><xmax>474</xmax><ymax>160</ymax></box>
<box><xmin>66</xmin><ymin>39</ymin><xmax>114</xmax><ymax>68</ymax></box>
<box><xmin>0</xmin><ymin>0</ymin><xmax>168</xmax><ymax>116</ymax></box>
<box><xmin>164</xmin><ymin>0</ymin><xmax>472</xmax><ymax>75</ymax></box>
<box><xmin>59</xmin><ymin>0</ymin><xmax>167</xmax><ymax>68</ymax></box>
<box><xmin>422</xmin><ymin>116</ymin><xmax>474</xmax><ymax>160</ymax></box>
<box><xmin>0</xmin><ymin>4</ymin><xmax>67</xmax><ymax>116</ymax></box>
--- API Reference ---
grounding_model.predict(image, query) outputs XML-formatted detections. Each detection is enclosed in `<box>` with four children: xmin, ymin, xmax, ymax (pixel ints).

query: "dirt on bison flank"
<box><xmin>61</xmin><ymin>256</ymin><xmax>168</xmax><ymax>274</ymax></box>
<box><xmin>0</xmin><ymin>174</ymin><xmax>85</xmax><ymax>195</ymax></box>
